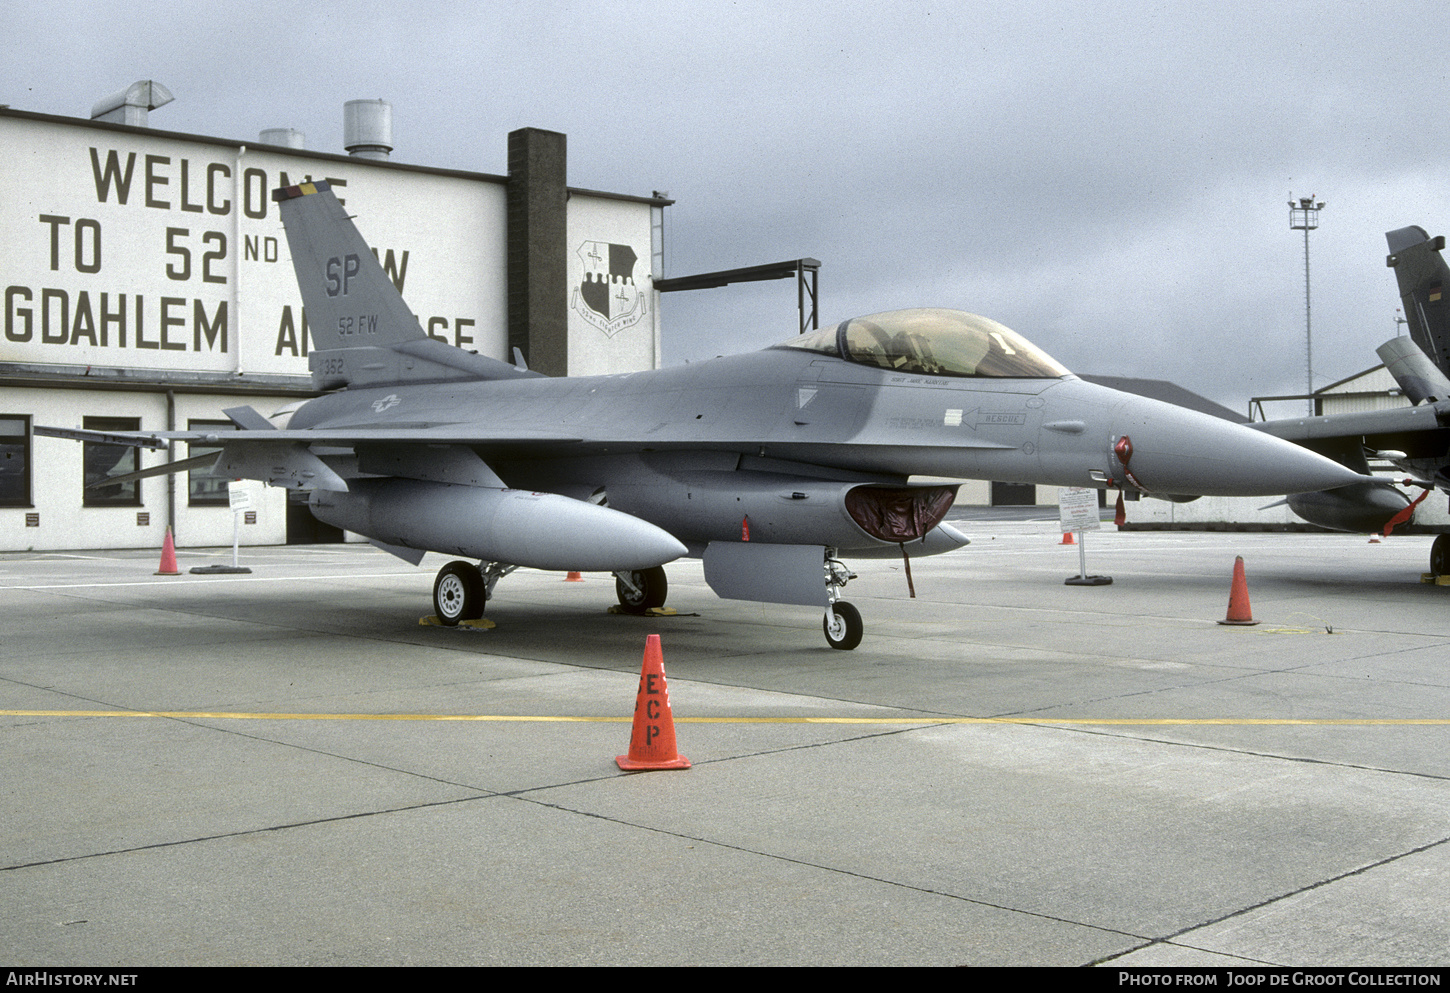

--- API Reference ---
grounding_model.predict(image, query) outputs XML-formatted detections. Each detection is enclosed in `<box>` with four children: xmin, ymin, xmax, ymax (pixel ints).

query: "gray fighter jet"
<box><xmin>1252</xmin><ymin>225</ymin><xmax>1450</xmax><ymax>574</ymax></box>
<box><xmin>38</xmin><ymin>182</ymin><xmax>1366</xmax><ymax>648</ymax></box>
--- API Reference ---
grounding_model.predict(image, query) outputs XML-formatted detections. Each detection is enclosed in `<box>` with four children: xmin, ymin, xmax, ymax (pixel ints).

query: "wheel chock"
<box><xmin>1421</xmin><ymin>574</ymin><xmax>1450</xmax><ymax>586</ymax></box>
<box><xmin>419</xmin><ymin>615</ymin><xmax>496</xmax><ymax>629</ymax></box>
<box><xmin>616</xmin><ymin>634</ymin><xmax>690</xmax><ymax>772</ymax></box>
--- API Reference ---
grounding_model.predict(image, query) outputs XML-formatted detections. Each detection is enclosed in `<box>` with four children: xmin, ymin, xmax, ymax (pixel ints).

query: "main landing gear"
<box><xmin>1432</xmin><ymin>534</ymin><xmax>1450</xmax><ymax>577</ymax></box>
<box><xmin>613</xmin><ymin>566</ymin><xmax>668</xmax><ymax>614</ymax></box>
<box><xmin>431</xmin><ymin>560</ymin><xmax>516</xmax><ymax>625</ymax></box>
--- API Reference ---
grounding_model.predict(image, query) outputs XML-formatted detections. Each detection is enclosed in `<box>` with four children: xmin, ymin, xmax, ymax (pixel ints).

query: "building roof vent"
<box><xmin>259</xmin><ymin>128</ymin><xmax>306</xmax><ymax>149</ymax></box>
<box><xmin>90</xmin><ymin>80</ymin><xmax>174</xmax><ymax>127</ymax></box>
<box><xmin>343</xmin><ymin>99</ymin><xmax>392</xmax><ymax>160</ymax></box>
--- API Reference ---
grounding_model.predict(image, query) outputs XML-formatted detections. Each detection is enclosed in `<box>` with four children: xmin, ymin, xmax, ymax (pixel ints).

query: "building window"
<box><xmin>0</xmin><ymin>415</ymin><xmax>32</xmax><ymax>507</ymax></box>
<box><xmin>186</xmin><ymin>419</ymin><xmax>234</xmax><ymax>506</ymax></box>
<box><xmin>82</xmin><ymin>416</ymin><xmax>142</xmax><ymax>507</ymax></box>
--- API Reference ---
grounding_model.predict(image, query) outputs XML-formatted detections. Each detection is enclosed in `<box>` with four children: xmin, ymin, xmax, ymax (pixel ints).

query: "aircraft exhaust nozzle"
<box><xmin>310</xmin><ymin>479</ymin><xmax>687</xmax><ymax>571</ymax></box>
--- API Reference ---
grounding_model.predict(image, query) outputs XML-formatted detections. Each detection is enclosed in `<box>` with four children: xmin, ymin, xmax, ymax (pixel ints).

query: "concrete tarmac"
<box><xmin>2</xmin><ymin>518</ymin><xmax>1448</xmax><ymax>967</ymax></box>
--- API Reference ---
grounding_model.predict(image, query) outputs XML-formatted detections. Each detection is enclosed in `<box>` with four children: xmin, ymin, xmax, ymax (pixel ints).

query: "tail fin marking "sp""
<box><xmin>273</xmin><ymin>182</ymin><xmax>537</xmax><ymax>389</ymax></box>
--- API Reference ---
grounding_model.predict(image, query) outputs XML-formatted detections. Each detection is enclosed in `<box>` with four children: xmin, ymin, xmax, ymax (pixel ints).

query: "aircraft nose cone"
<box><xmin>1109</xmin><ymin>396</ymin><xmax>1367</xmax><ymax>496</ymax></box>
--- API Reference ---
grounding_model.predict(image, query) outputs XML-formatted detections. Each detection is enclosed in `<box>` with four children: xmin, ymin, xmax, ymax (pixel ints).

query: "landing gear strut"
<box><xmin>823</xmin><ymin>551</ymin><xmax>862</xmax><ymax>650</ymax></box>
<box><xmin>614</xmin><ymin>566</ymin><xmax>668</xmax><ymax>614</ymax></box>
<box><xmin>432</xmin><ymin>560</ymin><xmax>516</xmax><ymax>625</ymax></box>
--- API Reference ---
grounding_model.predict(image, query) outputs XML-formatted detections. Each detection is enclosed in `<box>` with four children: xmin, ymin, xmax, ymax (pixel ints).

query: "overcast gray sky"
<box><xmin>6</xmin><ymin>0</ymin><xmax>1447</xmax><ymax>414</ymax></box>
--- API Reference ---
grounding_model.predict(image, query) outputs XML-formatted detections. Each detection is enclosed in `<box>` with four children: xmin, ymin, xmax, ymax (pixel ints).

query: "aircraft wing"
<box><xmin>33</xmin><ymin>422</ymin><xmax>588</xmax><ymax>494</ymax></box>
<box><xmin>34</xmin><ymin>423</ymin><xmax>583</xmax><ymax>448</ymax></box>
<box><xmin>1253</xmin><ymin>400</ymin><xmax>1450</xmax><ymax>449</ymax></box>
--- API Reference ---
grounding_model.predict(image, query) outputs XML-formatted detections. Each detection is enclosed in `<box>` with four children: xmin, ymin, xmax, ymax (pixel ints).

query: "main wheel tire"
<box><xmin>615</xmin><ymin>566</ymin><xmax>668</xmax><ymax>614</ymax></box>
<box><xmin>434</xmin><ymin>561</ymin><xmax>485</xmax><ymax>625</ymax></box>
<box><xmin>1432</xmin><ymin>534</ymin><xmax>1450</xmax><ymax>577</ymax></box>
<box><xmin>823</xmin><ymin>601</ymin><xmax>863</xmax><ymax>651</ymax></box>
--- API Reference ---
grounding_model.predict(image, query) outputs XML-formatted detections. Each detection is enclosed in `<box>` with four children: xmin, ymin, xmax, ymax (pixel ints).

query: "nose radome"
<box><xmin>1109</xmin><ymin>396</ymin><xmax>1367</xmax><ymax>497</ymax></box>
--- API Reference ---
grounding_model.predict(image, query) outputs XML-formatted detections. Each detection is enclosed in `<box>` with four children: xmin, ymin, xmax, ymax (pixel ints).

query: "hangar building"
<box><xmin>1</xmin><ymin>91</ymin><xmax>669</xmax><ymax>552</ymax></box>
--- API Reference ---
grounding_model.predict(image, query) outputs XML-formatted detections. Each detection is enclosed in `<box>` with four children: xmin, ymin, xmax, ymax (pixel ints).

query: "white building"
<box><xmin>1</xmin><ymin>99</ymin><xmax>669</xmax><ymax>551</ymax></box>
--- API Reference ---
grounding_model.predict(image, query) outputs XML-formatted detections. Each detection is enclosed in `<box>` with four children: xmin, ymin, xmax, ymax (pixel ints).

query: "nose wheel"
<box><xmin>823</xmin><ymin>601</ymin><xmax>863</xmax><ymax>650</ymax></box>
<box><xmin>821</xmin><ymin>551</ymin><xmax>863</xmax><ymax>649</ymax></box>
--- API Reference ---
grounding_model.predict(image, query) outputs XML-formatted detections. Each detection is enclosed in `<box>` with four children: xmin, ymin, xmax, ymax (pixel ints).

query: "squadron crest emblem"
<box><xmin>572</xmin><ymin>241</ymin><xmax>647</xmax><ymax>338</ymax></box>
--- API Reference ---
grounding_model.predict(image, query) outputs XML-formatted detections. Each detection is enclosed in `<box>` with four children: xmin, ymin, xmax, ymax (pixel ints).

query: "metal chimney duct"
<box><xmin>259</xmin><ymin>128</ymin><xmax>306</xmax><ymax>149</ymax></box>
<box><xmin>343</xmin><ymin>99</ymin><xmax>392</xmax><ymax>160</ymax></box>
<box><xmin>90</xmin><ymin>80</ymin><xmax>174</xmax><ymax>127</ymax></box>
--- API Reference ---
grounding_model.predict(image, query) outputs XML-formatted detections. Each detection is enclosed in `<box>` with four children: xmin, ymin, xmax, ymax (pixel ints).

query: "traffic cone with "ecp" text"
<box><xmin>616</xmin><ymin>634</ymin><xmax>691</xmax><ymax>771</ymax></box>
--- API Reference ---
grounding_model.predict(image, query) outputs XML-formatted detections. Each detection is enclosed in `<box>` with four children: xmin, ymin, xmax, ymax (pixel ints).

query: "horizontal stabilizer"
<box><xmin>1376</xmin><ymin>336</ymin><xmax>1450</xmax><ymax>405</ymax></box>
<box><xmin>84</xmin><ymin>452</ymin><xmax>220</xmax><ymax>489</ymax></box>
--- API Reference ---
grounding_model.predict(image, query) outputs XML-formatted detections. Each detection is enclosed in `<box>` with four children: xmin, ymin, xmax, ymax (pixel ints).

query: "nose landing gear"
<box><xmin>823</xmin><ymin>552</ymin><xmax>862</xmax><ymax>650</ymax></box>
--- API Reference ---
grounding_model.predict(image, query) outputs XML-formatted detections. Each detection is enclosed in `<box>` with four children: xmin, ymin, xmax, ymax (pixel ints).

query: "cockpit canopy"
<box><xmin>774</xmin><ymin>308</ymin><xmax>1071</xmax><ymax>379</ymax></box>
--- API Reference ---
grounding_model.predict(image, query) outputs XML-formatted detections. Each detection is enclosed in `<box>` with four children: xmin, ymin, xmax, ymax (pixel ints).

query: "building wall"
<box><xmin>0</xmin><ymin>113</ymin><xmax>511</xmax><ymax>378</ymax></box>
<box><xmin>566</xmin><ymin>194</ymin><xmax>661</xmax><ymax>376</ymax></box>
<box><xmin>1</xmin><ymin>110</ymin><xmax>663</xmax><ymax>551</ymax></box>
<box><xmin>7</xmin><ymin>386</ymin><xmax>292</xmax><ymax>549</ymax></box>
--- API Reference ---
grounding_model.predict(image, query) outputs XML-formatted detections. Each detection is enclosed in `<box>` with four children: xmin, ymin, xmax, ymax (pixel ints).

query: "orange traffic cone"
<box><xmin>564</xmin><ymin>572</ymin><xmax>584</xmax><ymax>582</ymax></box>
<box><xmin>1217</xmin><ymin>555</ymin><xmax>1258</xmax><ymax>626</ymax></box>
<box><xmin>1060</xmin><ymin>532</ymin><xmax>1075</xmax><ymax>545</ymax></box>
<box><xmin>616</xmin><ymin>634</ymin><xmax>691</xmax><ymax>771</ymax></box>
<box><xmin>155</xmin><ymin>526</ymin><xmax>181</xmax><ymax>576</ymax></box>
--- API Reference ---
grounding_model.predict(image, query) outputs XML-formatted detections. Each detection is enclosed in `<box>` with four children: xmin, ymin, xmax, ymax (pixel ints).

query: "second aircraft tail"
<box><xmin>1386</xmin><ymin>225</ymin><xmax>1450</xmax><ymax>375</ymax></box>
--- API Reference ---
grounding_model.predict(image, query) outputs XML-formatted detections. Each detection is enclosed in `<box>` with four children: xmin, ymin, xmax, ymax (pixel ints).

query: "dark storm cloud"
<box><xmin>5</xmin><ymin>0</ymin><xmax>1447</xmax><ymax>412</ymax></box>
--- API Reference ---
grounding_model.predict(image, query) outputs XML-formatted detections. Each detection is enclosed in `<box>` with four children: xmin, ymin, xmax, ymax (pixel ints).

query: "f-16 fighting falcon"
<box><xmin>38</xmin><ymin>182</ymin><xmax>1367</xmax><ymax>648</ymax></box>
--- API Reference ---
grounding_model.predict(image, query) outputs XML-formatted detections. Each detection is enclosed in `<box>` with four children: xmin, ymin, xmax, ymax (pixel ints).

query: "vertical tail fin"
<box><xmin>1386</xmin><ymin>226</ymin><xmax>1450</xmax><ymax>374</ymax></box>
<box><xmin>273</xmin><ymin>182</ymin><xmax>427</xmax><ymax>351</ymax></box>
<box><xmin>273</xmin><ymin>182</ymin><xmax>538</xmax><ymax>388</ymax></box>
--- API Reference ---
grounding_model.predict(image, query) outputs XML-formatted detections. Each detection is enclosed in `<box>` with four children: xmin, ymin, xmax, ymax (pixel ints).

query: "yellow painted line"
<box><xmin>2</xmin><ymin>711</ymin><xmax>1448</xmax><ymax>725</ymax></box>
